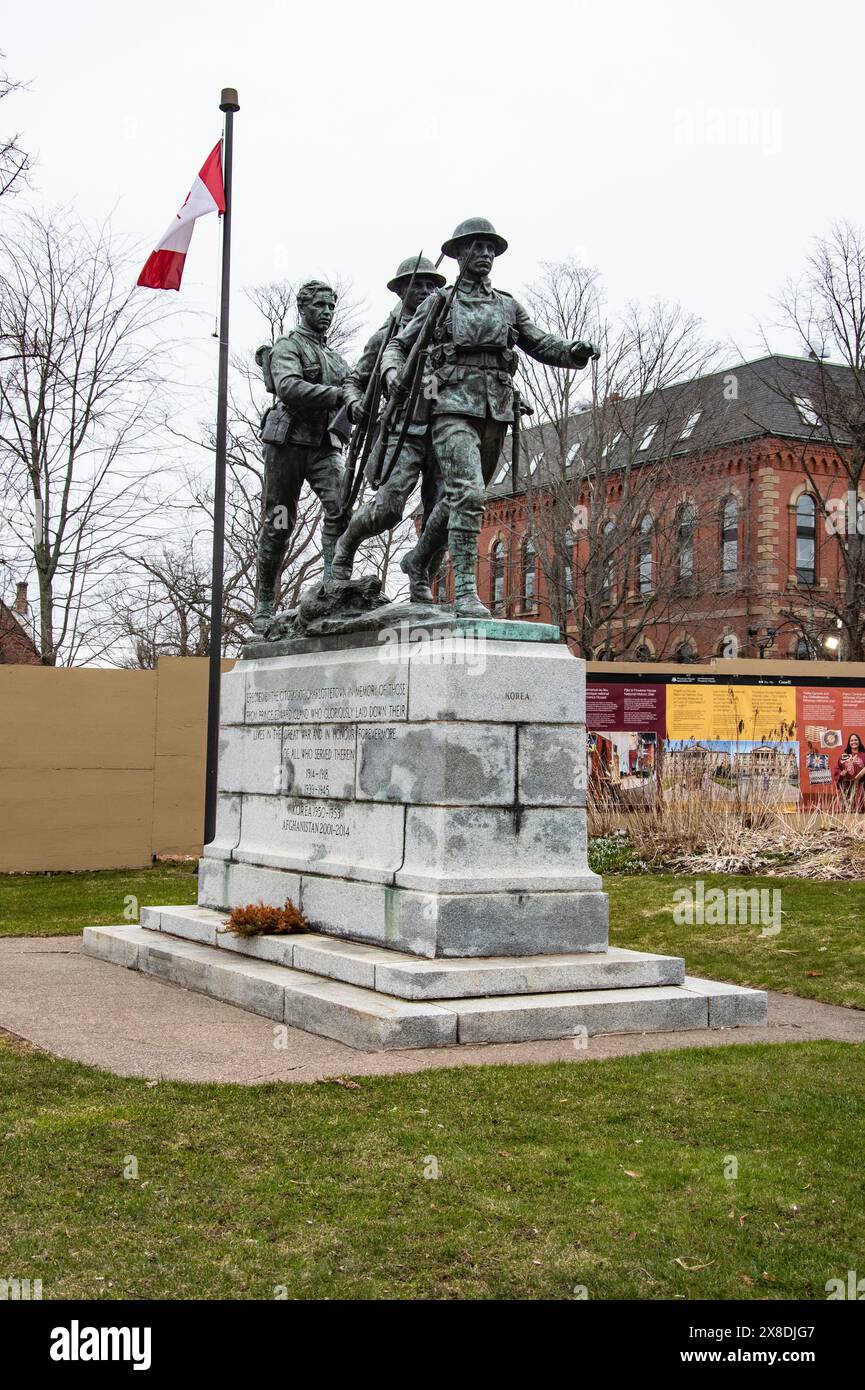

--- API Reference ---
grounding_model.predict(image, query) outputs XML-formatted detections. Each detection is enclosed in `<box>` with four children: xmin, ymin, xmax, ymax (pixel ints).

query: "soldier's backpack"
<box><xmin>255</xmin><ymin>343</ymin><xmax>291</xmax><ymax>446</ymax></box>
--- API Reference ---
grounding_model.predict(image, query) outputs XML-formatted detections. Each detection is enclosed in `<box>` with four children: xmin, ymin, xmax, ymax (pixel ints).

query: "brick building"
<box><xmin>441</xmin><ymin>354</ymin><xmax>860</xmax><ymax>661</ymax></box>
<box><xmin>0</xmin><ymin>582</ymin><xmax>40</xmax><ymax>664</ymax></box>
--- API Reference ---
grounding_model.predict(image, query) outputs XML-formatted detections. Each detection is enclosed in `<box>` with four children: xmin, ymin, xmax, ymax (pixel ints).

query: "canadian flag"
<box><xmin>137</xmin><ymin>142</ymin><xmax>225</xmax><ymax>291</ymax></box>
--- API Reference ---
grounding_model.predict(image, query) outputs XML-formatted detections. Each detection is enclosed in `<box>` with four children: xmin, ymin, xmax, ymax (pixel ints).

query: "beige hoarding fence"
<box><xmin>0</xmin><ymin>657</ymin><xmax>234</xmax><ymax>873</ymax></box>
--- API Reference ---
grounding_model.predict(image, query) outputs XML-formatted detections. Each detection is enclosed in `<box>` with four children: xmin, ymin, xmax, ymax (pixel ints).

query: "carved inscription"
<box><xmin>247</xmin><ymin>678</ymin><xmax>408</xmax><ymax>724</ymax></box>
<box><xmin>283</xmin><ymin>724</ymin><xmax>356</xmax><ymax>799</ymax></box>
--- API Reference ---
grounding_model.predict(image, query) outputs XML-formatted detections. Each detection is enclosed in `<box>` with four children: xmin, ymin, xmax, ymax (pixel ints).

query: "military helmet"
<box><xmin>441</xmin><ymin>216</ymin><xmax>508</xmax><ymax>260</ymax></box>
<box><xmin>387</xmin><ymin>254</ymin><xmax>447</xmax><ymax>294</ymax></box>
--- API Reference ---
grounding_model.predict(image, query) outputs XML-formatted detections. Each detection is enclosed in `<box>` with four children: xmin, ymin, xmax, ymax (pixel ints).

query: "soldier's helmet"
<box><xmin>387</xmin><ymin>255</ymin><xmax>447</xmax><ymax>294</ymax></box>
<box><xmin>441</xmin><ymin>216</ymin><xmax>508</xmax><ymax>259</ymax></box>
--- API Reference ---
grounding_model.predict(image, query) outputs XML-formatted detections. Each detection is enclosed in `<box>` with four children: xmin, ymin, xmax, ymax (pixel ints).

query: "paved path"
<box><xmin>2</xmin><ymin>936</ymin><xmax>863</xmax><ymax>1085</ymax></box>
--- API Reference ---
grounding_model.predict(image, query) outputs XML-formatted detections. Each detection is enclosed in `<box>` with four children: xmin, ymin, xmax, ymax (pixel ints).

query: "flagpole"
<box><xmin>204</xmin><ymin>86</ymin><xmax>239</xmax><ymax>847</ymax></box>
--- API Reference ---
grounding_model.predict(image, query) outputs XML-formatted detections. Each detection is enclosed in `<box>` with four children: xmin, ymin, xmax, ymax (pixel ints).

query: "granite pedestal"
<box><xmin>84</xmin><ymin>618</ymin><xmax>767</xmax><ymax>1049</ymax></box>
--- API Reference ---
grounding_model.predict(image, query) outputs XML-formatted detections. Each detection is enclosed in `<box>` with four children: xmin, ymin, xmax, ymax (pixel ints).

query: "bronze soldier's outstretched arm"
<box><xmin>513</xmin><ymin>299</ymin><xmax>598</xmax><ymax>370</ymax></box>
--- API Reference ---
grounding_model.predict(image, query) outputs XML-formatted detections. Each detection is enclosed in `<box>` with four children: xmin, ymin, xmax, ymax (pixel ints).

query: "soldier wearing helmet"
<box><xmin>381</xmin><ymin>218</ymin><xmax>598</xmax><ymax>617</ymax></box>
<box><xmin>330</xmin><ymin>255</ymin><xmax>447</xmax><ymax>599</ymax></box>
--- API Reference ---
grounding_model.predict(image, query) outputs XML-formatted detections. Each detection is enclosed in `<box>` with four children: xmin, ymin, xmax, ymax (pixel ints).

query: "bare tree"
<box><xmin>762</xmin><ymin>222</ymin><xmax>865</xmax><ymax>659</ymax></box>
<box><xmin>0</xmin><ymin>209</ymin><xmax>176</xmax><ymax>664</ymax></box>
<box><xmin>515</xmin><ymin>261</ymin><xmax>726</xmax><ymax>657</ymax></box>
<box><xmin>0</xmin><ymin>53</ymin><xmax>31</xmax><ymax>199</ymax></box>
<box><xmin>102</xmin><ymin>531</ymin><xmax>215</xmax><ymax>668</ymax></box>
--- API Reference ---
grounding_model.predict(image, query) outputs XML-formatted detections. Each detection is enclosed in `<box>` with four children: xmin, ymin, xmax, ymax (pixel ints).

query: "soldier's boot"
<box><xmin>321</xmin><ymin>526</ymin><xmax>342</xmax><ymax>583</ymax></box>
<box><xmin>253</xmin><ymin>537</ymin><xmax>283</xmax><ymax>635</ymax></box>
<box><xmin>252</xmin><ymin>599</ymin><xmax>275</xmax><ymax>637</ymax></box>
<box><xmin>450</xmin><ymin>528</ymin><xmax>490</xmax><ymax>619</ymax></box>
<box><xmin>329</xmin><ymin>508</ymin><xmax>372</xmax><ymax>582</ymax></box>
<box><xmin>400</xmin><ymin>548</ymin><xmax>435</xmax><ymax>605</ymax></box>
<box><xmin>401</xmin><ymin>500</ymin><xmax>449</xmax><ymax>603</ymax></box>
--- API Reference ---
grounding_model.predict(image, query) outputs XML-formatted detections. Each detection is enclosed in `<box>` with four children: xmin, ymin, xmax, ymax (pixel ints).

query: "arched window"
<box><xmin>675</xmin><ymin>640</ymin><xmax>697</xmax><ymax>664</ymax></box>
<box><xmin>491</xmin><ymin>542</ymin><xmax>505</xmax><ymax>614</ymax></box>
<box><xmin>796</xmin><ymin>494</ymin><xmax>817</xmax><ymax>584</ymax></box>
<box><xmin>639</xmin><ymin>514</ymin><xmax>653</xmax><ymax>594</ymax></box>
<box><xmin>795</xmin><ymin>637</ymin><xmax>814</xmax><ymax>661</ymax></box>
<box><xmin>678</xmin><ymin>503</ymin><xmax>696</xmax><ymax>581</ymax></box>
<box><xmin>721</xmin><ymin>497</ymin><xmax>738</xmax><ymax>574</ymax></box>
<box><xmin>522</xmin><ymin>537</ymin><xmax>537</xmax><ymax>608</ymax></box>
<box><xmin>434</xmin><ymin>559</ymin><xmax>448</xmax><ymax>603</ymax></box>
<box><xmin>601</xmin><ymin>519</ymin><xmax>616</xmax><ymax>602</ymax></box>
<box><xmin>564</xmin><ymin>529</ymin><xmax>576</xmax><ymax>604</ymax></box>
<box><xmin>634</xmin><ymin>644</ymin><xmax>651</xmax><ymax>663</ymax></box>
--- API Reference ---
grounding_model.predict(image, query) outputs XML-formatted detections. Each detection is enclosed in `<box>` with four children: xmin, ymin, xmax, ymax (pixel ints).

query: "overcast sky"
<box><xmin>5</xmin><ymin>0</ymin><xmax>865</xmax><ymax>371</ymax></box>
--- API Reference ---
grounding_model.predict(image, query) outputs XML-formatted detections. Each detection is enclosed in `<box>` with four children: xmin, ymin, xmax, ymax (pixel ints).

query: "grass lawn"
<box><xmin>1</xmin><ymin>1036</ymin><xmax>862</xmax><ymax>1301</ymax></box>
<box><xmin>0</xmin><ymin>863</ymin><xmax>198</xmax><ymax>938</ymax></box>
<box><xmin>607</xmin><ymin>874</ymin><xmax>865</xmax><ymax>1011</ymax></box>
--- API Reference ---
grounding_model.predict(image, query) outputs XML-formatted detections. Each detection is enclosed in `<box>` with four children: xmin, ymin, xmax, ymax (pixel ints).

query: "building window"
<box><xmin>639</xmin><ymin>513</ymin><xmax>653</xmax><ymax>594</ymax></box>
<box><xmin>836</xmin><ymin>493</ymin><xmax>865</xmax><ymax>543</ymax></box>
<box><xmin>564</xmin><ymin>529</ymin><xmax>576</xmax><ymax>605</ymax></box>
<box><xmin>794</xmin><ymin>395</ymin><xmax>819</xmax><ymax>427</ymax></box>
<box><xmin>675</xmin><ymin>640</ymin><xmax>697</xmax><ymax>664</ymax></box>
<box><xmin>601</xmin><ymin>519</ymin><xmax>616</xmax><ymax>602</ymax></box>
<box><xmin>635</xmin><ymin>644</ymin><xmax>651</xmax><ymax>663</ymax></box>
<box><xmin>679</xmin><ymin>411</ymin><xmax>702</xmax><ymax>440</ymax></box>
<box><xmin>434</xmin><ymin>559</ymin><xmax>448</xmax><ymax>602</ymax></box>
<box><xmin>721</xmin><ymin>497</ymin><xmax>739</xmax><ymax>573</ymax></box>
<box><xmin>795</xmin><ymin>637</ymin><xmax>814</xmax><ymax>660</ymax></box>
<box><xmin>796</xmin><ymin>494</ymin><xmax>817</xmax><ymax>584</ymax></box>
<box><xmin>601</xmin><ymin>431</ymin><xmax>622</xmax><ymax>458</ymax></box>
<box><xmin>491</xmin><ymin>542</ymin><xmax>505</xmax><ymax>614</ymax></box>
<box><xmin>522</xmin><ymin>537</ymin><xmax>537</xmax><ymax>608</ymax></box>
<box><xmin>678</xmin><ymin>503</ymin><xmax>696</xmax><ymax>581</ymax></box>
<box><xmin>638</xmin><ymin>423</ymin><xmax>658</xmax><ymax>452</ymax></box>
<box><xmin>718</xmin><ymin>634</ymin><xmax>739</xmax><ymax>659</ymax></box>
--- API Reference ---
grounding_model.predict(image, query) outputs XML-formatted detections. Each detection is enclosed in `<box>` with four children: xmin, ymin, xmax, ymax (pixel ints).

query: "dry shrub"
<box><xmin>226</xmin><ymin>900</ymin><xmax>310</xmax><ymax>937</ymax></box>
<box><xmin>589</xmin><ymin>776</ymin><xmax>865</xmax><ymax>880</ymax></box>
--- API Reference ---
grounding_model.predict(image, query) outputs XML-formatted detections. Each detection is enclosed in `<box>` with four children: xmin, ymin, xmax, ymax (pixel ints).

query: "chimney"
<box><xmin>14</xmin><ymin>582</ymin><xmax>28</xmax><ymax>615</ymax></box>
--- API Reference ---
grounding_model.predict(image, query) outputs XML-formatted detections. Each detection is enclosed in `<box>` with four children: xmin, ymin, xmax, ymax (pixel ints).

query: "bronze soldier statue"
<box><xmin>253</xmin><ymin>280</ymin><xmax>350</xmax><ymax>635</ymax></box>
<box><xmin>381</xmin><ymin>217</ymin><xmax>598</xmax><ymax>617</ymax></box>
<box><xmin>330</xmin><ymin>255</ymin><xmax>447</xmax><ymax>601</ymax></box>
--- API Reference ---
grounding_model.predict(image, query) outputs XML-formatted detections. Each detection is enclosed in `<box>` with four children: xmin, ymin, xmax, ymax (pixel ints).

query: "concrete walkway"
<box><xmin>1</xmin><ymin>935</ymin><xmax>863</xmax><ymax>1085</ymax></box>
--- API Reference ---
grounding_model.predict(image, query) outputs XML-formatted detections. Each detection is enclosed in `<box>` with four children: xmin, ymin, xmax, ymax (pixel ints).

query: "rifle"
<box><xmin>511</xmin><ymin>389</ymin><xmax>521</xmax><ymax>495</ymax></box>
<box><xmin>367</xmin><ymin>244</ymin><xmax>474</xmax><ymax>491</ymax></box>
<box><xmin>332</xmin><ymin>252</ymin><xmax>426</xmax><ymax>523</ymax></box>
<box><xmin>510</xmin><ymin>391</ymin><xmax>534</xmax><ymax>493</ymax></box>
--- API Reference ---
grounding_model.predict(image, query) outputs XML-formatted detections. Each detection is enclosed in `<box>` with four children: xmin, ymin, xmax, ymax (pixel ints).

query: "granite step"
<box><xmin>85</xmin><ymin>924</ymin><xmax>456</xmax><ymax>1050</ymax></box>
<box><xmin>140</xmin><ymin>904</ymin><xmax>685</xmax><ymax>999</ymax></box>
<box><xmin>83</xmin><ymin>924</ymin><xmax>767</xmax><ymax>1051</ymax></box>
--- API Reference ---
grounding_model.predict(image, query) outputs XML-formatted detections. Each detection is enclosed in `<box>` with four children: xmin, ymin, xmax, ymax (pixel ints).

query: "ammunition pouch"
<box><xmin>260</xmin><ymin>403</ymin><xmax>292</xmax><ymax>447</ymax></box>
<box><xmin>428</xmin><ymin>343</ymin><xmax>517</xmax><ymax>374</ymax></box>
